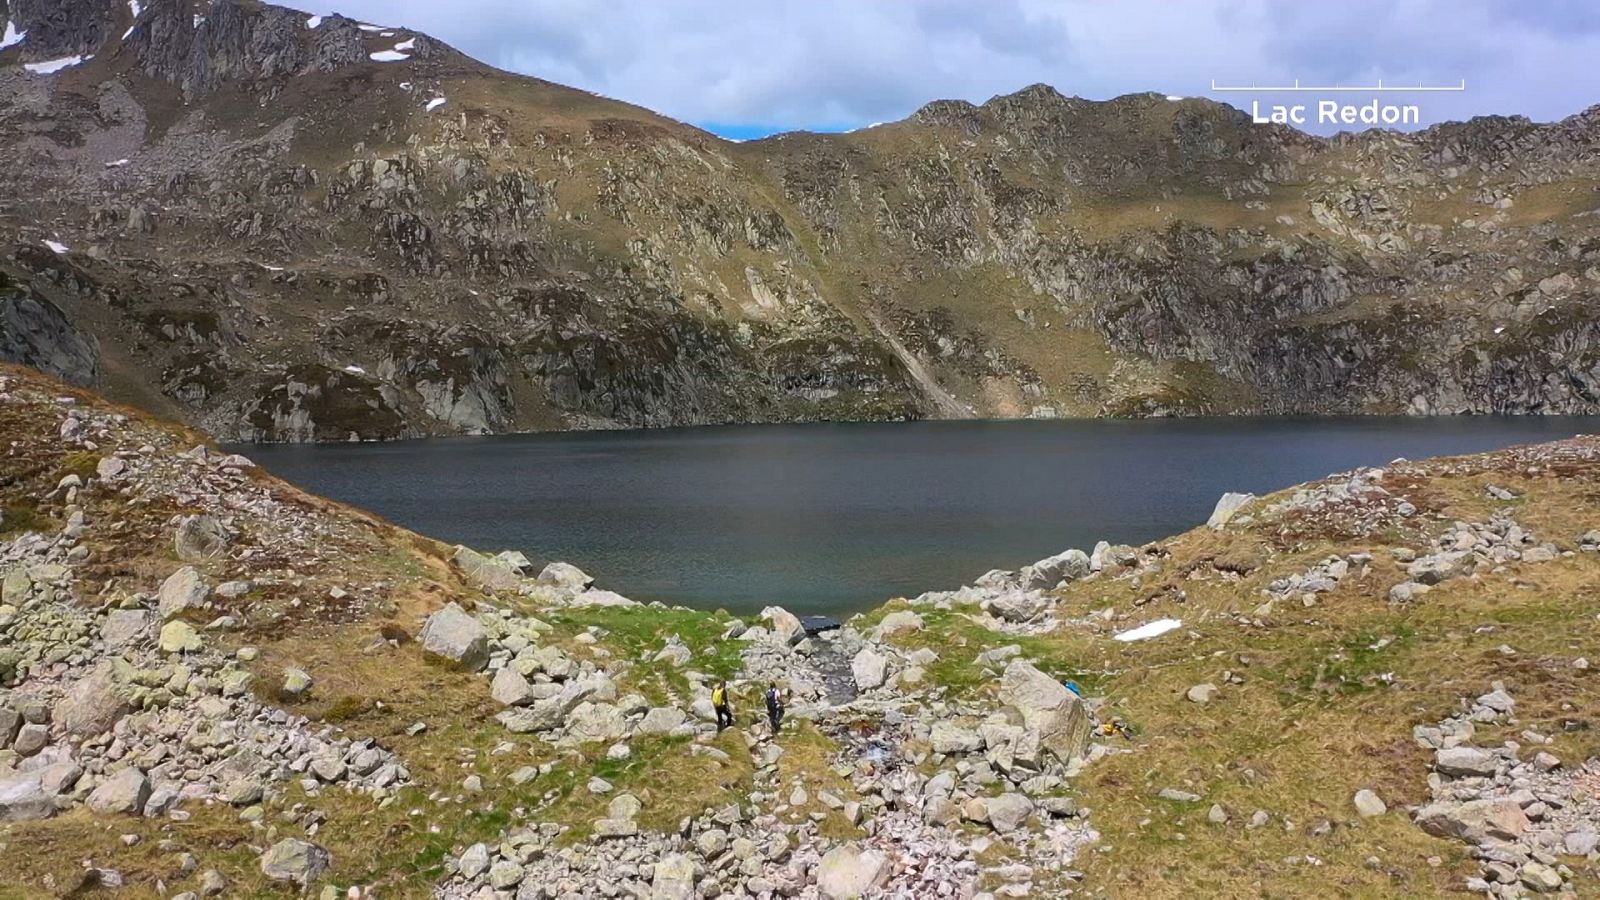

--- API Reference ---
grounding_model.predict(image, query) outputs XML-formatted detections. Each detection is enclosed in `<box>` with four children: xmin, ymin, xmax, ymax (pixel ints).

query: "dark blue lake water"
<box><xmin>235</xmin><ymin>417</ymin><xmax>1600</xmax><ymax>617</ymax></box>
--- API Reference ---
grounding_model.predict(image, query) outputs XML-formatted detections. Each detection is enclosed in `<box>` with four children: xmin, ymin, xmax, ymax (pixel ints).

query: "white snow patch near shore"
<box><xmin>425</xmin><ymin>97</ymin><xmax>446</xmax><ymax>112</ymax></box>
<box><xmin>306</xmin><ymin>15</ymin><xmax>322</xmax><ymax>28</ymax></box>
<box><xmin>25</xmin><ymin>55</ymin><xmax>86</xmax><ymax>74</ymax></box>
<box><xmin>1113</xmin><ymin>618</ymin><xmax>1182</xmax><ymax>642</ymax></box>
<box><xmin>2</xmin><ymin>22</ymin><xmax>27</xmax><ymax>50</ymax></box>
<box><xmin>43</xmin><ymin>239</ymin><xmax>69</xmax><ymax>255</ymax></box>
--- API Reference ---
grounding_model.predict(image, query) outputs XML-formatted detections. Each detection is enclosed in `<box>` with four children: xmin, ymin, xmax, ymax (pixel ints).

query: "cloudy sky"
<box><xmin>319</xmin><ymin>0</ymin><xmax>1600</xmax><ymax>138</ymax></box>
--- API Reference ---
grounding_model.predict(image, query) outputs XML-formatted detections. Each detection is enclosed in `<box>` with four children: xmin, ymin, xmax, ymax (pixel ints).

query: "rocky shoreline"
<box><xmin>4</xmin><ymin>363</ymin><xmax>1600</xmax><ymax>897</ymax></box>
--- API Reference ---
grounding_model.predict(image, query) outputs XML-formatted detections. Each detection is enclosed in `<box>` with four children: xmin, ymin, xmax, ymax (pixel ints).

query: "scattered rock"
<box><xmin>419</xmin><ymin>603</ymin><xmax>490</xmax><ymax>670</ymax></box>
<box><xmin>258</xmin><ymin>838</ymin><xmax>330</xmax><ymax>885</ymax></box>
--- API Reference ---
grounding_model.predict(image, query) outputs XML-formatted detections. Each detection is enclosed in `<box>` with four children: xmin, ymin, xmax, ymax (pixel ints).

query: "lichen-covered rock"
<box><xmin>258</xmin><ymin>838</ymin><xmax>330</xmax><ymax>885</ymax></box>
<box><xmin>452</xmin><ymin>546</ymin><xmax>522</xmax><ymax>592</ymax></box>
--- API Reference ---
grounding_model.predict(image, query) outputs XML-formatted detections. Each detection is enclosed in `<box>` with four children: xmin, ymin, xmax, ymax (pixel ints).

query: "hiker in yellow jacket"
<box><xmin>712</xmin><ymin>681</ymin><xmax>734</xmax><ymax>731</ymax></box>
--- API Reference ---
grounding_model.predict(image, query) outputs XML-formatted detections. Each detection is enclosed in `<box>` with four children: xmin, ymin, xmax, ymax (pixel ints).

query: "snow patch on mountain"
<box><xmin>25</xmin><ymin>56</ymin><xmax>88</xmax><ymax>75</ymax></box>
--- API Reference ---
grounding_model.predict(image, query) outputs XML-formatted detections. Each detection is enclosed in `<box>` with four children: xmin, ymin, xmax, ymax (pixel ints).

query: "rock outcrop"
<box><xmin>3</xmin><ymin>1</ymin><xmax>1599</xmax><ymax>440</ymax></box>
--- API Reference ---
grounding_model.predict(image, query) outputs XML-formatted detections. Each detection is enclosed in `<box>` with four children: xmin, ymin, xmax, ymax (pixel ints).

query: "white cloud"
<box><xmin>312</xmin><ymin>0</ymin><xmax>1600</xmax><ymax>133</ymax></box>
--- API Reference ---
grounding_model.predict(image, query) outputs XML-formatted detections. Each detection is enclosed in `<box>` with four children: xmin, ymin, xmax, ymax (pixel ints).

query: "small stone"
<box><xmin>281</xmin><ymin>668</ymin><xmax>313</xmax><ymax>701</ymax></box>
<box><xmin>1186</xmin><ymin>683</ymin><xmax>1218</xmax><ymax>704</ymax></box>
<box><xmin>1353</xmin><ymin>789</ymin><xmax>1387</xmax><ymax>818</ymax></box>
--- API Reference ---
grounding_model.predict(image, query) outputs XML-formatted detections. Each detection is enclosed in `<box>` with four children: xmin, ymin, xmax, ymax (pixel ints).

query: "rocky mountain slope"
<box><xmin>2</xmin><ymin>0</ymin><xmax>1600</xmax><ymax>440</ymax></box>
<box><xmin>4</xmin><ymin>363</ymin><xmax>1600</xmax><ymax>897</ymax></box>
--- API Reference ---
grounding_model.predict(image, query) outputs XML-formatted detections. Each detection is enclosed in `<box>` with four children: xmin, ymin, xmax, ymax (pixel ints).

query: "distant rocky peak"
<box><xmin>119</xmin><ymin>0</ymin><xmax>443</xmax><ymax>97</ymax></box>
<box><xmin>4</xmin><ymin>0</ymin><xmax>123</xmax><ymax>61</ymax></box>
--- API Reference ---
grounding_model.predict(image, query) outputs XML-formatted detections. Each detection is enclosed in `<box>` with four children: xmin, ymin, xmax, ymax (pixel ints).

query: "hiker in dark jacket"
<box><xmin>764</xmin><ymin>681</ymin><xmax>785</xmax><ymax>732</ymax></box>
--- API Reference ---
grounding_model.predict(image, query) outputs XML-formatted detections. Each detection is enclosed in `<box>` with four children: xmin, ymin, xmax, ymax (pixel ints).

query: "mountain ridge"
<box><xmin>2</xmin><ymin>0</ymin><xmax>1599</xmax><ymax>440</ymax></box>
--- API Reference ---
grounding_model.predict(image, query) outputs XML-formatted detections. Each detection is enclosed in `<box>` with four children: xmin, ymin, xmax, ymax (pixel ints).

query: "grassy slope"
<box><xmin>2</xmin><ymin>361</ymin><xmax>1598</xmax><ymax>898</ymax></box>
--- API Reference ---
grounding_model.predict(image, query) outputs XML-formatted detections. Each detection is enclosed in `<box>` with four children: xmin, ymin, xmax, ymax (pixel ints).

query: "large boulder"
<box><xmin>816</xmin><ymin>844</ymin><xmax>889</xmax><ymax>899</ymax></box>
<box><xmin>0</xmin><ymin>755</ymin><xmax>79</xmax><ymax>819</ymax></box>
<box><xmin>1020</xmin><ymin>548</ymin><xmax>1091</xmax><ymax>590</ymax></box>
<box><xmin>259</xmin><ymin>838</ymin><xmax>331</xmax><ymax>884</ymax></box>
<box><xmin>100</xmin><ymin>609</ymin><xmax>151</xmax><ymax>647</ymax></box>
<box><xmin>1435</xmin><ymin>746</ymin><xmax>1500</xmax><ymax>778</ymax></box>
<box><xmin>873</xmin><ymin>610</ymin><xmax>923</xmax><ymax>638</ymax></box>
<box><xmin>53</xmin><ymin>665</ymin><xmax>129</xmax><ymax>738</ymax></box>
<box><xmin>999</xmin><ymin>660</ymin><xmax>1090</xmax><ymax>766</ymax></box>
<box><xmin>636</xmin><ymin>706</ymin><xmax>688</xmax><ymax>736</ymax></box>
<box><xmin>174</xmin><ymin>514</ymin><xmax>229</xmax><ymax>561</ymax></box>
<box><xmin>930</xmin><ymin>721</ymin><xmax>983</xmax><ymax>754</ymax></box>
<box><xmin>984</xmin><ymin>792</ymin><xmax>1034</xmax><ymax>834</ymax></box>
<box><xmin>761</xmin><ymin>606</ymin><xmax>805</xmax><ymax>646</ymax></box>
<box><xmin>157</xmin><ymin>566</ymin><xmax>209</xmax><ymax>620</ymax></box>
<box><xmin>419</xmin><ymin>603</ymin><xmax>490</xmax><ymax>671</ymax></box>
<box><xmin>537</xmin><ymin>561</ymin><xmax>593</xmax><ymax>591</ymax></box>
<box><xmin>495</xmin><ymin>679</ymin><xmax>597</xmax><ymax>733</ymax></box>
<box><xmin>651</xmin><ymin>852</ymin><xmax>697</xmax><ymax>900</ymax></box>
<box><xmin>1416</xmin><ymin>799</ymin><xmax>1531</xmax><ymax>844</ymax></box>
<box><xmin>86</xmin><ymin>767</ymin><xmax>150</xmax><ymax>814</ymax></box>
<box><xmin>851</xmin><ymin>648</ymin><xmax>888</xmax><ymax>691</ymax></box>
<box><xmin>452</xmin><ymin>546</ymin><xmax>523</xmax><ymax>592</ymax></box>
<box><xmin>565</xmin><ymin>702</ymin><xmax>627</xmax><ymax>744</ymax></box>
<box><xmin>987</xmin><ymin>590</ymin><xmax>1048</xmax><ymax>623</ymax></box>
<box><xmin>491</xmin><ymin>667</ymin><xmax>537</xmax><ymax>706</ymax></box>
<box><xmin>1207</xmin><ymin>492</ymin><xmax>1255</xmax><ymax>529</ymax></box>
<box><xmin>158</xmin><ymin>620</ymin><xmax>202</xmax><ymax>654</ymax></box>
